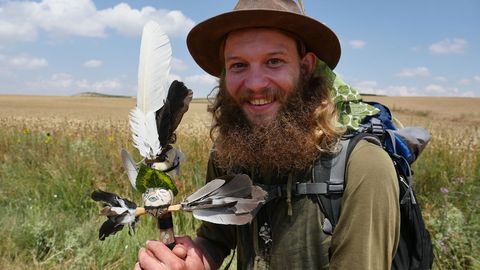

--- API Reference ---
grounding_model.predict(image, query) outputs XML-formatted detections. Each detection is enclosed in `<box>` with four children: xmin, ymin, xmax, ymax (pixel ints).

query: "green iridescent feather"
<box><xmin>135</xmin><ymin>163</ymin><xmax>178</xmax><ymax>195</ymax></box>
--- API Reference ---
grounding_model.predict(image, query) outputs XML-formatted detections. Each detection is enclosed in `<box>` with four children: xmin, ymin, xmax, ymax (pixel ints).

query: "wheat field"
<box><xmin>1</xmin><ymin>94</ymin><xmax>479</xmax><ymax>123</ymax></box>
<box><xmin>0</xmin><ymin>94</ymin><xmax>479</xmax><ymax>269</ymax></box>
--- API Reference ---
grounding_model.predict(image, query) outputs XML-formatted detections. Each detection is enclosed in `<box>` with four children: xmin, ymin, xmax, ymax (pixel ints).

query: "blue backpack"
<box><xmin>284</xmin><ymin>101</ymin><xmax>434</xmax><ymax>269</ymax></box>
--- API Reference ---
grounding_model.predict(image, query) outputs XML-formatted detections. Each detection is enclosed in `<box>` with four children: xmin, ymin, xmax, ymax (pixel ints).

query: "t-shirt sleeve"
<box><xmin>329</xmin><ymin>140</ymin><xmax>400</xmax><ymax>270</ymax></box>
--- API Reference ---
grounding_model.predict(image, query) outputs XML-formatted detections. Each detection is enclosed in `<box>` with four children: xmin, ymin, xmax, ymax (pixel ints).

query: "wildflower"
<box><xmin>440</xmin><ymin>187</ymin><xmax>449</xmax><ymax>194</ymax></box>
<box><xmin>44</xmin><ymin>132</ymin><xmax>52</xmax><ymax>144</ymax></box>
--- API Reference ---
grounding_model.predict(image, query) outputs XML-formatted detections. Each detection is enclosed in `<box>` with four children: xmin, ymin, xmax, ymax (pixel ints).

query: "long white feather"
<box><xmin>120</xmin><ymin>149</ymin><xmax>138</xmax><ymax>189</ymax></box>
<box><xmin>129</xmin><ymin>21</ymin><xmax>172</xmax><ymax>159</ymax></box>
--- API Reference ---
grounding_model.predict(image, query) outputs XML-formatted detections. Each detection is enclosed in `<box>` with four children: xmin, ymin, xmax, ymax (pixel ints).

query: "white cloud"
<box><xmin>460</xmin><ymin>91</ymin><xmax>475</xmax><ymax>97</ymax></box>
<box><xmin>184</xmin><ymin>74</ymin><xmax>218</xmax><ymax>96</ymax></box>
<box><xmin>171</xmin><ymin>57</ymin><xmax>188</xmax><ymax>72</ymax></box>
<box><xmin>166</xmin><ymin>73</ymin><xmax>184</xmax><ymax>89</ymax></box>
<box><xmin>99</xmin><ymin>4</ymin><xmax>195</xmax><ymax>37</ymax></box>
<box><xmin>22</xmin><ymin>72</ymin><xmax>131</xmax><ymax>95</ymax></box>
<box><xmin>83</xmin><ymin>59</ymin><xmax>102</xmax><ymax>68</ymax></box>
<box><xmin>459</xmin><ymin>79</ymin><xmax>471</xmax><ymax>85</ymax></box>
<box><xmin>0</xmin><ymin>21</ymin><xmax>37</xmax><ymax>46</ymax></box>
<box><xmin>0</xmin><ymin>0</ymin><xmax>195</xmax><ymax>47</ymax></box>
<box><xmin>30</xmin><ymin>72</ymin><xmax>75</xmax><ymax>90</ymax></box>
<box><xmin>385</xmin><ymin>85</ymin><xmax>420</xmax><ymax>96</ymax></box>
<box><xmin>434</xmin><ymin>76</ymin><xmax>448</xmax><ymax>82</ymax></box>
<box><xmin>89</xmin><ymin>79</ymin><xmax>123</xmax><ymax>92</ymax></box>
<box><xmin>425</xmin><ymin>84</ymin><xmax>446</xmax><ymax>94</ymax></box>
<box><xmin>353</xmin><ymin>80</ymin><xmax>386</xmax><ymax>95</ymax></box>
<box><xmin>458</xmin><ymin>75</ymin><xmax>480</xmax><ymax>85</ymax></box>
<box><xmin>349</xmin><ymin>40</ymin><xmax>367</xmax><ymax>49</ymax></box>
<box><xmin>395</xmin><ymin>66</ymin><xmax>430</xmax><ymax>77</ymax></box>
<box><xmin>429</xmin><ymin>38</ymin><xmax>467</xmax><ymax>54</ymax></box>
<box><xmin>2</xmin><ymin>54</ymin><xmax>48</xmax><ymax>69</ymax></box>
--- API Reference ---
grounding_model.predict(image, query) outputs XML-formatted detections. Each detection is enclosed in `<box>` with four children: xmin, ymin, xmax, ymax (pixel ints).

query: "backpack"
<box><xmin>314</xmin><ymin>101</ymin><xmax>434</xmax><ymax>270</ymax></box>
<box><xmin>264</xmin><ymin>102</ymin><xmax>434</xmax><ymax>269</ymax></box>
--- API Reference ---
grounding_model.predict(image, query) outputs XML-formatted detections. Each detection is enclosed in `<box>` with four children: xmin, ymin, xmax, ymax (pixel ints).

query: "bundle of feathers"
<box><xmin>91</xmin><ymin>174</ymin><xmax>266</xmax><ymax>240</ymax></box>
<box><xmin>91</xmin><ymin>21</ymin><xmax>266</xmax><ymax>241</ymax></box>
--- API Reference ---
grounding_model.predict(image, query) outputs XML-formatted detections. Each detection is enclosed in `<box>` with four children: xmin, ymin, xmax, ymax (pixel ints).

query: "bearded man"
<box><xmin>136</xmin><ymin>1</ymin><xmax>400</xmax><ymax>269</ymax></box>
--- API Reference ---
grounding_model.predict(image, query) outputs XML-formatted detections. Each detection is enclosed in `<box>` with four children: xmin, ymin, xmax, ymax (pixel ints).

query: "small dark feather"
<box><xmin>99</xmin><ymin>219</ymin><xmax>124</xmax><ymax>241</ymax></box>
<box><xmin>156</xmin><ymin>80</ymin><xmax>193</xmax><ymax>147</ymax></box>
<box><xmin>91</xmin><ymin>189</ymin><xmax>137</xmax><ymax>209</ymax></box>
<box><xmin>91</xmin><ymin>190</ymin><xmax>119</xmax><ymax>205</ymax></box>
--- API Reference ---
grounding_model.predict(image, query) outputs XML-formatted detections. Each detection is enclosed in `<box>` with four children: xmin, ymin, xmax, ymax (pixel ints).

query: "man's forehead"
<box><xmin>225</xmin><ymin>27</ymin><xmax>298</xmax><ymax>44</ymax></box>
<box><xmin>223</xmin><ymin>28</ymin><xmax>299</xmax><ymax>56</ymax></box>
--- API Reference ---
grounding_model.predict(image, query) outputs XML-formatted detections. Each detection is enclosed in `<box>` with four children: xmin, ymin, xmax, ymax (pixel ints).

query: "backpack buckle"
<box><xmin>369</xmin><ymin>118</ymin><xmax>384</xmax><ymax>135</ymax></box>
<box><xmin>326</xmin><ymin>181</ymin><xmax>344</xmax><ymax>194</ymax></box>
<box><xmin>293</xmin><ymin>182</ymin><xmax>344</xmax><ymax>195</ymax></box>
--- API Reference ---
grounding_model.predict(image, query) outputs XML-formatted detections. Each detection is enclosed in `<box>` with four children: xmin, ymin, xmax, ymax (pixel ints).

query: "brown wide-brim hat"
<box><xmin>187</xmin><ymin>0</ymin><xmax>341</xmax><ymax>77</ymax></box>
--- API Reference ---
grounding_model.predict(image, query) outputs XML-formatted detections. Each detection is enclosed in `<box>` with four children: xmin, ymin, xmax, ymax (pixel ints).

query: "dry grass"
<box><xmin>0</xmin><ymin>95</ymin><xmax>210</xmax><ymax>123</ymax></box>
<box><xmin>362</xmin><ymin>96</ymin><xmax>480</xmax><ymax>127</ymax></box>
<box><xmin>0</xmin><ymin>95</ymin><xmax>212</xmax><ymax>135</ymax></box>
<box><xmin>2</xmin><ymin>94</ymin><xmax>479</xmax><ymax>123</ymax></box>
<box><xmin>1</xmin><ymin>94</ymin><xmax>478</xmax><ymax>144</ymax></box>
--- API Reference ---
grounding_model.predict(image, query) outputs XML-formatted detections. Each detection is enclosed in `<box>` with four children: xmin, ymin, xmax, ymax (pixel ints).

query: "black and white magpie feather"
<box><xmin>91</xmin><ymin>190</ymin><xmax>139</xmax><ymax>240</ymax></box>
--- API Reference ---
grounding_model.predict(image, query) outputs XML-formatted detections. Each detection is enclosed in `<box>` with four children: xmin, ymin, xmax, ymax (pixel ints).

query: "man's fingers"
<box><xmin>145</xmin><ymin>241</ymin><xmax>186</xmax><ymax>268</ymax></box>
<box><xmin>172</xmin><ymin>244</ymin><xmax>187</xmax><ymax>259</ymax></box>
<box><xmin>138</xmin><ymin>247</ymin><xmax>164</xmax><ymax>270</ymax></box>
<box><xmin>133</xmin><ymin>262</ymin><xmax>142</xmax><ymax>270</ymax></box>
<box><xmin>174</xmin><ymin>236</ymin><xmax>195</xmax><ymax>249</ymax></box>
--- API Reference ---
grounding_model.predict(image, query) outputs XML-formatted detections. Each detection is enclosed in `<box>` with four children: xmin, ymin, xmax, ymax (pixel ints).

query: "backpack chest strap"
<box><xmin>295</xmin><ymin>182</ymin><xmax>344</xmax><ymax>195</ymax></box>
<box><xmin>260</xmin><ymin>181</ymin><xmax>345</xmax><ymax>202</ymax></box>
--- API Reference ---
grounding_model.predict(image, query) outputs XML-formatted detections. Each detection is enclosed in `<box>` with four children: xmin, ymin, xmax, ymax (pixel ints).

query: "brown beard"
<box><xmin>212</xmin><ymin>70</ymin><xmax>327</xmax><ymax>173</ymax></box>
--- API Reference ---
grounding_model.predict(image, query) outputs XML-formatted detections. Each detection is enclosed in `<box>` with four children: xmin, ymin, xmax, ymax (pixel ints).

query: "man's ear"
<box><xmin>300</xmin><ymin>52</ymin><xmax>317</xmax><ymax>76</ymax></box>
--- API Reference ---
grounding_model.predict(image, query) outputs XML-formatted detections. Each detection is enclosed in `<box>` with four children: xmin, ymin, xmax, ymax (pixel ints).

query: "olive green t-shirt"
<box><xmin>197</xmin><ymin>140</ymin><xmax>400</xmax><ymax>270</ymax></box>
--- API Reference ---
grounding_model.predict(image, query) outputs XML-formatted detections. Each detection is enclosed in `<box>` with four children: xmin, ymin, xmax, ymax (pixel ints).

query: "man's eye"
<box><xmin>267</xmin><ymin>58</ymin><xmax>283</xmax><ymax>66</ymax></box>
<box><xmin>229</xmin><ymin>63</ymin><xmax>246</xmax><ymax>70</ymax></box>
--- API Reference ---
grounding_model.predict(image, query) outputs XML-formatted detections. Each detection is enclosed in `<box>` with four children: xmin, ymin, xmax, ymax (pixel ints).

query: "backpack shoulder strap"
<box><xmin>313</xmin><ymin>133</ymin><xmax>382</xmax><ymax>234</ymax></box>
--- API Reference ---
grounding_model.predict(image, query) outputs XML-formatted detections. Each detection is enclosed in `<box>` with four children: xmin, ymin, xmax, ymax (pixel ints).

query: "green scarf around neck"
<box><xmin>314</xmin><ymin>59</ymin><xmax>379</xmax><ymax>130</ymax></box>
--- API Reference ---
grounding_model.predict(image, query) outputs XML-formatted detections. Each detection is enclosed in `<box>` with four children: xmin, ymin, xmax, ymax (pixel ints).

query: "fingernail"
<box><xmin>146</xmin><ymin>240</ymin><xmax>151</xmax><ymax>245</ymax></box>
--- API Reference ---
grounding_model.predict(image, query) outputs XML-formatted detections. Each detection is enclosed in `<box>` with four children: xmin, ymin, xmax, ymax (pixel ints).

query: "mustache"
<box><xmin>237</xmin><ymin>87</ymin><xmax>288</xmax><ymax>104</ymax></box>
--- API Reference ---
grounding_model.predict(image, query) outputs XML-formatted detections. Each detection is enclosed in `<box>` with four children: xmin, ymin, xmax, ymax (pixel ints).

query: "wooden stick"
<box><xmin>135</xmin><ymin>204</ymin><xmax>182</xmax><ymax>217</ymax></box>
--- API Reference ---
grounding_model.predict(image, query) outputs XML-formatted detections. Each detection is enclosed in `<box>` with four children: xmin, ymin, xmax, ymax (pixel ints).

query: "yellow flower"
<box><xmin>44</xmin><ymin>133</ymin><xmax>52</xmax><ymax>144</ymax></box>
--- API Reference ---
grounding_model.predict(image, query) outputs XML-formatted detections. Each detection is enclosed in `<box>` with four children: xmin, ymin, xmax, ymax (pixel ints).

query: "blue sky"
<box><xmin>0</xmin><ymin>0</ymin><xmax>478</xmax><ymax>98</ymax></box>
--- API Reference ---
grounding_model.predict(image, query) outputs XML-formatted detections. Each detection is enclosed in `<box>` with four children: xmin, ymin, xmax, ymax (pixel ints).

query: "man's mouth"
<box><xmin>247</xmin><ymin>96</ymin><xmax>274</xmax><ymax>106</ymax></box>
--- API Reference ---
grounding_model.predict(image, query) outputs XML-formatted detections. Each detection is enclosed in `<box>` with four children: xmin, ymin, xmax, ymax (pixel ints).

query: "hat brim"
<box><xmin>187</xmin><ymin>9</ymin><xmax>341</xmax><ymax>77</ymax></box>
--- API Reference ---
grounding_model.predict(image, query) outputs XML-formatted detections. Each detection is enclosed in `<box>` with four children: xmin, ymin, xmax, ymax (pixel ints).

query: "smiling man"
<box><xmin>136</xmin><ymin>1</ymin><xmax>400</xmax><ymax>269</ymax></box>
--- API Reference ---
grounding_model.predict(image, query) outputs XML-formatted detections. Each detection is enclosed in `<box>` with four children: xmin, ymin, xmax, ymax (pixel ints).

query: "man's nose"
<box><xmin>244</xmin><ymin>66</ymin><xmax>268</xmax><ymax>92</ymax></box>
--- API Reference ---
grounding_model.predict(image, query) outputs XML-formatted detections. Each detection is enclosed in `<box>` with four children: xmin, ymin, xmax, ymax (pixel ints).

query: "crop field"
<box><xmin>0</xmin><ymin>94</ymin><xmax>479</xmax><ymax>269</ymax></box>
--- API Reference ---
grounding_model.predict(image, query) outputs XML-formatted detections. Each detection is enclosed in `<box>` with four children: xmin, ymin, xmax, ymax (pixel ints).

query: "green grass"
<box><xmin>413</xmin><ymin>128</ymin><xmax>480</xmax><ymax>269</ymax></box>
<box><xmin>0</xmin><ymin>122</ymin><xmax>207</xmax><ymax>269</ymax></box>
<box><xmin>0</xmin><ymin>120</ymin><xmax>478</xmax><ymax>269</ymax></box>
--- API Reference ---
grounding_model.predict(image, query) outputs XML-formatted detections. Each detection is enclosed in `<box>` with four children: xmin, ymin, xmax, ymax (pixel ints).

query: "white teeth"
<box><xmin>249</xmin><ymin>98</ymin><xmax>272</xmax><ymax>106</ymax></box>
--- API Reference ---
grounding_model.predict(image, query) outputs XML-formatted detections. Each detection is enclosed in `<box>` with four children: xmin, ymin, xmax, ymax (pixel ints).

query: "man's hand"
<box><xmin>135</xmin><ymin>237</ymin><xmax>207</xmax><ymax>270</ymax></box>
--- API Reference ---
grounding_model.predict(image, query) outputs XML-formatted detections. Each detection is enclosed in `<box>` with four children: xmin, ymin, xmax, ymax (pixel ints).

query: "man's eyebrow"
<box><xmin>225</xmin><ymin>50</ymin><xmax>289</xmax><ymax>62</ymax></box>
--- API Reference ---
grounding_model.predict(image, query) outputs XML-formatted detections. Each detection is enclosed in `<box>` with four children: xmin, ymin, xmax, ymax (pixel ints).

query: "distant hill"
<box><xmin>73</xmin><ymin>92</ymin><xmax>132</xmax><ymax>98</ymax></box>
<box><xmin>359</xmin><ymin>93</ymin><xmax>385</xmax><ymax>97</ymax></box>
